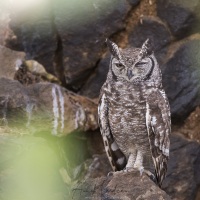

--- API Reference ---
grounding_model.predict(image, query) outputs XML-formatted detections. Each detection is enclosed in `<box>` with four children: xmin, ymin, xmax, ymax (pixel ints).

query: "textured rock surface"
<box><xmin>0</xmin><ymin>45</ymin><xmax>25</xmax><ymax>80</ymax></box>
<box><xmin>157</xmin><ymin>0</ymin><xmax>200</xmax><ymax>38</ymax></box>
<box><xmin>127</xmin><ymin>0</ymin><xmax>140</xmax><ymax>6</ymax></box>
<box><xmin>0</xmin><ymin>78</ymin><xmax>98</xmax><ymax>135</ymax></box>
<box><xmin>79</xmin><ymin>52</ymin><xmax>110</xmax><ymax>99</ymax></box>
<box><xmin>178</xmin><ymin>106</ymin><xmax>200</xmax><ymax>143</ymax></box>
<box><xmin>53</xmin><ymin>0</ymin><xmax>131</xmax><ymax>90</ymax></box>
<box><xmin>162</xmin><ymin>34</ymin><xmax>200</xmax><ymax>122</ymax></box>
<box><xmin>84</xmin><ymin>133</ymin><xmax>200</xmax><ymax>200</ymax></box>
<box><xmin>14</xmin><ymin>60</ymin><xmax>61</xmax><ymax>85</ymax></box>
<box><xmin>128</xmin><ymin>15</ymin><xmax>172</xmax><ymax>51</ymax></box>
<box><xmin>163</xmin><ymin>133</ymin><xmax>200</xmax><ymax>200</ymax></box>
<box><xmin>7</xmin><ymin>0</ymin><xmax>58</xmax><ymax>76</ymax></box>
<box><xmin>72</xmin><ymin>171</ymin><xmax>171</xmax><ymax>200</ymax></box>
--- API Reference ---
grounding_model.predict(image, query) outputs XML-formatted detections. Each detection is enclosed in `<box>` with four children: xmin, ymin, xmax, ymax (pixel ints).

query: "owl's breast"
<box><xmin>105</xmin><ymin>84</ymin><xmax>150</xmax><ymax>154</ymax></box>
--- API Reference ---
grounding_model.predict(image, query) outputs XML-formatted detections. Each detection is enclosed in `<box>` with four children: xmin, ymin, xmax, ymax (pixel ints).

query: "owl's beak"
<box><xmin>127</xmin><ymin>69</ymin><xmax>134</xmax><ymax>80</ymax></box>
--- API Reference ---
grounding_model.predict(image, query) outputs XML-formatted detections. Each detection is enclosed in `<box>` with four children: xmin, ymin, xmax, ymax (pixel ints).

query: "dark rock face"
<box><xmin>8</xmin><ymin>0</ymin><xmax>131</xmax><ymax>91</ymax></box>
<box><xmin>157</xmin><ymin>0</ymin><xmax>200</xmax><ymax>38</ymax></box>
<box><xmin>0</xmin><ymin>45</ymin><xmax>25</xmax><ymax>80</ymax></box>
<box><xmin>127</xmin><ymin>0</ymin><xmax>140</xmax><ymax>6</ymax></box>
<box><xmin>162</xmin><ymin>34</ymin><xmax>200</xmax><ymax>122</ymax></box>
<box><xmin>79</xmin><ymin>52</ymin><xmax>110</xmax><ymax>99</ymax></box>
<box><xmin>53</xmin><ymin>0</ymin><xmax>131</xmax><ymax>90</ymax></box>
<box><xmin>163</xmin><ymin>134</ymin><xmax>200</xmax><ymax>200</ymax></box>
<box><xmin>72</xmin><ymin>171</ymin><xmax>171</xmax><ymax>200</ymax></box>
<box><xmin>129</xmin><ymin>16</ymin><xmax>172</xmax><ymax>52</ymax></box>
<box><xmin>8</xmin><ymin>6</ymin><xmax>58</xmax><ymax>76</ymax></box>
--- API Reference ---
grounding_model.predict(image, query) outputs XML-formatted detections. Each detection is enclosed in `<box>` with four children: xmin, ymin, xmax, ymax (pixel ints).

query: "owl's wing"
<box><xmin>98</xmin><ymin>92</ymin><xmax>127</xmax><ymax>171</ymax></box>
<box><xmin>146</xmin><ymin>89</ymin><xmax>171</xmax><ymax>187</ymax></box>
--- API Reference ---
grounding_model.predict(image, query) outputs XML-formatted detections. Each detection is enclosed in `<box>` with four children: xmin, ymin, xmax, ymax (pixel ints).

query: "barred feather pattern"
<box><xmin>98</xmin><ymin>39</ymin><xmax>171</xmax><ymax>187</ymax></box>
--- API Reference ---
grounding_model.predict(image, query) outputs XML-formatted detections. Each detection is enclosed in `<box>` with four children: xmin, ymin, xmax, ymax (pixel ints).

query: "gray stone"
<box><xmin>0</xmin><ymin>78</ymin><xmax>98</xmax><ymax>135</ymax></box>
<box><xmin>0</xmin><ymin>45</ymin><xmax>25</xmax><ymax>80</ymax></box>
<box><xmin>157</xmin><ymin>0</ymin><xmax>200</xmax><ymax>38</ymax></box>
<box><xmin>72</xmin><ymin>171</ymin><xmax>171</xmax><ymax>200</ymax></box>
<box><xmin>53</xmin><ymin>0</ymin><xmax>130</xmax><ymax>90</ymax></box>
<box><xmin>79</xmin><ymin>52</ymin><xmax>110</xmax><ymax>99</ymax></box>
<box><xmin>162</xmin><ymin>34</ymin><xmax>200</xmax><ymax>122</ymax></box>
<box><xmin>127</xmin><ymin>0</ymin><xmax>140</xmax><ymax>6</ymax></box>
<box><xmin>128</xmin><ymin>15</ymin><xmax>172</xmax><ymax>52</ymax></box>
<box><xmin>8</xmin><ymin>2</ymin><xmax>58</xmax><ymax>76</ymax></box>
<box><xmin>163</xmin><ymin>133</ymin><xmax>200</xmax><ymax>200</ymax></box>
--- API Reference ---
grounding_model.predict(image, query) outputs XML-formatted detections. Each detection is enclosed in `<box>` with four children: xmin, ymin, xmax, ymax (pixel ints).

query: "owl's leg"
<box><xmin>133</xmin><ymin>150</ymin><xmax>144</xmax><ymax>175</ymax></box>
<box><xmin>124</xmin><ymin>151</ymin><xmax>137</xmax><ymax>172</ymax></box>
<box><xmin>133</xmin><ymin>151</ymin><xmax>156</xmax><ymax>181</ymax></box>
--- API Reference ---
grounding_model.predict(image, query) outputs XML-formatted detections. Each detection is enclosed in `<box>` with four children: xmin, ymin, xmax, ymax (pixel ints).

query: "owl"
<box><xmin>98</xmin><ymin>39</ymin><xmax>171</xmax><ymax>187</ymax></box>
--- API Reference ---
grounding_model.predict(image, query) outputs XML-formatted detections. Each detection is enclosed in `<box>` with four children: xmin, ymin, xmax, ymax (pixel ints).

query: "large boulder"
<box><xmin>7</xmin><ymin>0</ymin><xmax>58</xmax><ymax>76</ymax></box>
<box><xmin>163</xmin><ymin>133</ymin><xmax>200</xmax><ymax>200</ymax></box>
<box><xmin>79</xmin><ymin>52</ymin><xmax>110</xmax><ymax>99</ymax></box>
<box><xmin>0</xmin><ymin>78</ymin><xmax>98</xmax><ymax>135</ymax></box>
<box><xmin>7</xmin><ymin>0</ymin><xmax>131</xmax><ymax>91</ymax></box>
<box><xmin>0</xmin><ymin>45</ymin><xmax>25</xmax><ymax>80</ymax></box>
<box><xmin>178</xmin><ymin>106</ymin><xmax>200</xmax><ymax>143</ymax></box>
<box><xmin>162</xmin><ymin>34</ymin><xmax>200</xmax><ymax>122</ymax></box>
<box><xmin>53</xmin><ymin>0</ymin><xmax>131</xmax><ymax>90</ymax></box>
<box><xmin>128</xmin><ymin>15</ymin><xmax>172</xmax><ymax>52</ymax></box>
<box><xmin>157</xmin><ymin>0</ymin><xmax>200</xmax><ymax>38</ymax></box>
<box><xmin>72</xmin><ymin>171</ymin><xmax>171</xmax><ymax>200</ymax></box>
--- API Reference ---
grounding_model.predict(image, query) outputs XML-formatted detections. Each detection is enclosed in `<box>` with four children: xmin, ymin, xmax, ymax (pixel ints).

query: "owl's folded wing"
<box><xmin>146</xmin><ymin>89</ymin><xmax>171</xmax><ymax>187</ymax></box>
<box><xmin>98</xmin><ymin>93</ymin><xmax>127</xmax><ymax>171</ymax></box>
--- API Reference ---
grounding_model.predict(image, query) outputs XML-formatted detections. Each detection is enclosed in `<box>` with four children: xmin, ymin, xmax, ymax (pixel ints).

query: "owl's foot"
<box><xmin>107</xmin><ymin>170</ymin><xmax>124</xmax><ymax>177</ymax></box>
<box><xmin>143</xmin><ymin>169</ymin><xmax>156</xmax><ymax>182</ymax></box>
<box><xmin>123</xmin><ymin>167</ymin><xmax>135</xmax><ymax>173</ymax></box>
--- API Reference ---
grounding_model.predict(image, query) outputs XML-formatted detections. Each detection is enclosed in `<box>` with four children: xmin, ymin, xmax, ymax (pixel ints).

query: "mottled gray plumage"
<box><xmin>98</xmin><ymin>39</ymin><xmax>171</xmax><ymax>187</ymax></box>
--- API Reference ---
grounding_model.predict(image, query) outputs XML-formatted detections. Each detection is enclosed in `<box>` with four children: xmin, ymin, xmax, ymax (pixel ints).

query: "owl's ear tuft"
<box><xmin>105</xmin><ymin>39</ymin><xmax>122</xmax><ymax>60</ymax></box>
<box><xmin>140</xmin><ymin>38</ymin><xmax>153</xmax><ymax>59</ymax></box>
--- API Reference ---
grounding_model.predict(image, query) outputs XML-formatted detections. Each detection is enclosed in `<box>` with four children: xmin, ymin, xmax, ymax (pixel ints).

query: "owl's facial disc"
<box><xmin>111</xmin><ymin>56</ymin><xmax>154</xmax><ymax>82</ymax></box>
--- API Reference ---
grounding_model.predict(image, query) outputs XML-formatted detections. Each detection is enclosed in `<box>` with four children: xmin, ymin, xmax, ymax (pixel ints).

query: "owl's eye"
<box><xmin>135</xmin><ymin>61</ymin><xmax>148</xmax><ymax>67</ymax></box>
<box><xmin>116</xmin><ymin>63</ymin><xmax>124</xmax><ymax>69</ymax></box>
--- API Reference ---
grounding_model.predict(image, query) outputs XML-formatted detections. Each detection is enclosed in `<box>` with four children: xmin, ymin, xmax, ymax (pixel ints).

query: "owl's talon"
<box><xmin>143</xmin><ymin>169</ymin><xmax>156</xmax><ymax>183</ymax></box>
<box><xmin>139</xmin><ymin>167</ymin><xmax>144</xmax><ymax>176</ymax></box>
<box><xmin>107</xmin><ymin>171</ymin><xmax>114</xmax><ymax>177</ymax></box>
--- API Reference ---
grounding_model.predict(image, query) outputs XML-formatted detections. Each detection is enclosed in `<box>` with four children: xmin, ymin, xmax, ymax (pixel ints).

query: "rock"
<box><xmin>0</xmin><ymin>45</ymin><xmax>25</xmax><ymax>80</ymax></box>
<box><xmin>84</xmin><ymin>154</ymin><xmax>112</xmax><ymax>179</ymax></box>
<box><xmin>128</xmin><ymin>15</ymin><xmax>172</xmax><ymax>52</ymax></box>
<box><xmin>127</xmin><ymin>0</ymin><xmax>140</xmax><ymax>6</ymax></box>
<box><xmin>79</xmin><ymin>52</ymin><xmax>110</xmax><ymax>99</ymax></box>
<box><xmin>53</xmin><ymin>0</ymin><xmax>130</xmax><ymax>90</ymax></box>
<box><xmin>7</xmin><ymin>0</ymin><xmax>58</xmax><ymax>76</ymax></box>
<box><xmin>157</xmin><ymin>0</ymin><xmax>200</xmax><ymax>38</ymax></box>
<box><xmin>163</xmin><ymin>133</ymin><xmax>200</xmax><ymax>200</ymax></box>
<box><xmin>162</xmin><ymin>34</ymin><xmax>200</xmax><ymax>122</ymax></box>
<box><xmin>178</xmin><ymin>106</ymin><xmax>200</xmax><ymax>143</ymax></box>
<box><xmin>14</xmin><ymin>60</ymin><xmax>61</xmax><ymax>85</ymax></box>
<box><xmin>0</xmin><ymin>9</ymin><xmax>11</xmax><ymax>46</ymax></box>
<box><xmin>72</xmin><ymin>171</ymin><xmax>171</xmax><ymax>200</ymax></box>
<box><xmin>0</xmin><ymin>78</ymin><xmax>98</xmax><ymax>136</ymax></box>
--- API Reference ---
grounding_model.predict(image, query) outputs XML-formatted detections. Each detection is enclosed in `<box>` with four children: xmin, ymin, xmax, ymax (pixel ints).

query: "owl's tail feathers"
<box><xmin>153</xmin><ymin>154</ymin><xmax>168</xmax><ymax>188</ymax></box>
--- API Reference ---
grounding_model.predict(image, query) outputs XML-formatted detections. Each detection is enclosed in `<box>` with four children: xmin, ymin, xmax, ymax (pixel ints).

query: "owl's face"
<box><xmin>106</xmin><ymin>39</ymin><xmax>155</xmax><ymax>83</ymax></box>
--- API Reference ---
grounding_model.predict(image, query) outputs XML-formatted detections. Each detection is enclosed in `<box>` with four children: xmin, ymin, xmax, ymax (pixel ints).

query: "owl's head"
<box><xmin>106</xmin><ymin>39</ymin><xmax>161</xmax><ymax>85</ymax></box>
